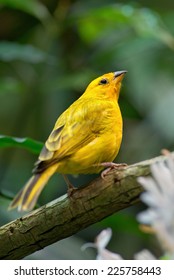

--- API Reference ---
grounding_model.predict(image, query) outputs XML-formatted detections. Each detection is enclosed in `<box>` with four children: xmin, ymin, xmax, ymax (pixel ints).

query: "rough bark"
<box><xmin>0</xmin><ymin>154</ymin><xmax>168</xmax><ymax>259</ymax></box>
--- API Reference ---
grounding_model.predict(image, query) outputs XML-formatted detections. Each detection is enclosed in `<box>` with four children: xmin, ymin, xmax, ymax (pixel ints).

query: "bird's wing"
<box><xmin>33</xmin><ymin>99</ymin><xmax>105</xmax><ymax>173</ymax></box>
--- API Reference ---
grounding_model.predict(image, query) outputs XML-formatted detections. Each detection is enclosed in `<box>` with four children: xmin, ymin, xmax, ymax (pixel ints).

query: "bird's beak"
<box><xmin>114</xmin><ymin>70</ymin><xmax>127</xmax><ymax>81</ymax></box>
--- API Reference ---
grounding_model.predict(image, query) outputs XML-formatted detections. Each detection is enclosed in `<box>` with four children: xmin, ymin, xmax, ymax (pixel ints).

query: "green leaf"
<box><xmin>75</xmin><ymin>4</ymin><xmax>174</xmax><ymax>49</ymax></box>
<box><xmin>0</xmin><ymin>135</ymin><xmax>43</xmax><ymax>154</ymax></box>
<box><xmin>0</xmin><ymin>0</ymin><xmax>51</xmax><ymax>22</ymax></box>
<box><xmin>0</xmin><ymin>42</ymin><xmax>50</xmax><ymax>63</ymax></box>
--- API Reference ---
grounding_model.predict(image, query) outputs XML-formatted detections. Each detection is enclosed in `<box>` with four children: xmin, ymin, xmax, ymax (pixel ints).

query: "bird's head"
<box><xmin>84</xmin><ymin>71</ymin><xmax>127</xmax><ymax>100</ymax></box>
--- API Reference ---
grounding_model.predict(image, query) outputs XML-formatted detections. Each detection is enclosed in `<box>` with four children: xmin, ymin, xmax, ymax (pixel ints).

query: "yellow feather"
<box><xmin>9</xmin><ymin>71</ymin><xmax>127</xmax><ymax>211</ymax></box>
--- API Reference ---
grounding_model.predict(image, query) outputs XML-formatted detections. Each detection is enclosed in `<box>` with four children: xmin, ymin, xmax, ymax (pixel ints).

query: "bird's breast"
<box><xmin>56</xmin><ymin>102</ymin><xmax>123</xmax><ymax>174</ymax></box>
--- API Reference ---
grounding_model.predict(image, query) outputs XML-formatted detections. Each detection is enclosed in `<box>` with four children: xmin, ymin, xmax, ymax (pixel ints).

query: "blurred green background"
<box><xmin>0</xmin><ymin>0</ymin><xmax>174</xmax><ymax>259</ymax></box>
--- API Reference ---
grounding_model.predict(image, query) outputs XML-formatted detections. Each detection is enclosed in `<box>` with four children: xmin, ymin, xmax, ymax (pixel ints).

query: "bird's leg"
<box><xmin>62</xmin><ymin>174</ymin><xmax>76</xmax><ymax>196</ymax></box>
<box><xmin>99</xmin><ymin>162</ymin><xmax>127</xmax><ymax>179</ymax></box>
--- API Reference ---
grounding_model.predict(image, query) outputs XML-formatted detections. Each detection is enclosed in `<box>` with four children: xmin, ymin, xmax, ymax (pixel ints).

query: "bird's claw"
<box><xmin>100</xmin><ymin>162</ymin><xmax>127</xmax><ymax>179</ymax></box>
<box><xmin>67</xmin><ymin>185</ymin><xmax>77</xmax><ymax>196</ymax></box>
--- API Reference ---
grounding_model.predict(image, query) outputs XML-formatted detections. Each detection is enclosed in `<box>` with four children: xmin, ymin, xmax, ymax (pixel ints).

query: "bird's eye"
<box><xmin>99</xmin><ymin>78</ymin><xmax>108</xmax><ymax>85</ymax></box>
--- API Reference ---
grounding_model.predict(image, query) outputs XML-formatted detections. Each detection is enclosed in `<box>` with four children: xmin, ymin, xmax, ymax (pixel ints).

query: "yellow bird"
<box><xmin>9</xmin><ymin>70</ymin><xmax>127</xmax><ymax>211</ymax></box>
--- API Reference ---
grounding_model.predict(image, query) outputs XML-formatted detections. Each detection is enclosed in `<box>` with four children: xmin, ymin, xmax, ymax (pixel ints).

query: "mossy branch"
<box><xmin>0</xmin><ymin>153</ymin><xmax>169</xmax><ymax>259</ymax></box>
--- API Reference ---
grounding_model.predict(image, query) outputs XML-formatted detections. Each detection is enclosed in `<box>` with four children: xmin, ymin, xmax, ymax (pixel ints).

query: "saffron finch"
<box><xmin>9</xmin><ymin>70</ymin><xmax>127</xmax><ymax>211</ymax></box>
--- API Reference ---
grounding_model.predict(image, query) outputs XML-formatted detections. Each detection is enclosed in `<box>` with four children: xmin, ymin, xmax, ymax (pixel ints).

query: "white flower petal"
<box><xmin>138</xmin><ymin>154</ymin><xmax>174</xmax><ymax>255</ymax></box>
<box><xmin>97</xmin><ymin>248</ymin><xmax>123</xmax><ymax>260</ymax></box>
<box><xmin>134</xmin><ymin>249</ymin><xmax>156</xmax><ymax>260</ymax></box>
<box><xmin>95</xmin><ymin>228</ymin><xmax>112</xmax><ymax>249</ymax></box>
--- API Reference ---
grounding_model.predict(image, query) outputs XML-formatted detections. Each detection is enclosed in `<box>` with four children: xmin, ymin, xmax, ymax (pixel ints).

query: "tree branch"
<box><xmin>0</xmin><ymin>153</ymin><xmax>169</xmax><ymax>259</ymax></box>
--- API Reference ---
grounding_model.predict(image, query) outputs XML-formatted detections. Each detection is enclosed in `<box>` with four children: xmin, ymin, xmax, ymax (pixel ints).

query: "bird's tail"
<box><xmin>8</xmin><ymin>164</ymin><xmax>58</xmax><ymax>212</ymax></box>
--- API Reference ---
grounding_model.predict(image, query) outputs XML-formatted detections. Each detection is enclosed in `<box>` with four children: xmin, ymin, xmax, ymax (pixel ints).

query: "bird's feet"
<box><xmin>62</xmin><ymin>174</ymin><xmax>77</xmax><ymax>196</ymax></box>
<box><xmin>100</xmin><ymin>162</ymin><xmax>127</xmax><ymax>179</ymax></box>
